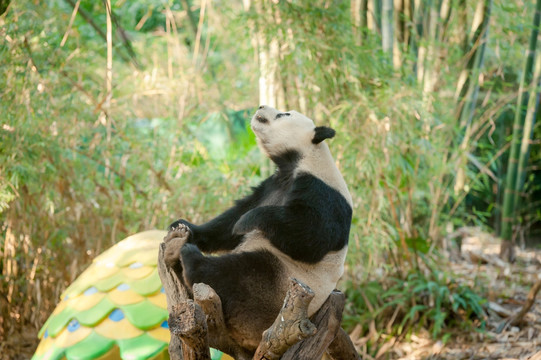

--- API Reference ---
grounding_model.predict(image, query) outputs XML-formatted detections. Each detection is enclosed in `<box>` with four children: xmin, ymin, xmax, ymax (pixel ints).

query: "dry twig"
<box><xmin>497</xmin><ymin>279</ymin><xmax>541</xmax><ymax>333</ymax></box>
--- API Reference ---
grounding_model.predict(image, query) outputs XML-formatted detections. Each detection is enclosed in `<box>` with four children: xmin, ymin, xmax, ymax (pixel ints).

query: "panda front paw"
<box><xmin>163</xmin><ymin>221</ymin><xmax>192</xmax><ymax>269</ymax></box>
<box><xmin>168</xmin><ymin>219</ymin><xmax>193</xmax><ymax>233</ymax></box>
<box><xmin>163</xmin><ymin>237</ymin><xmax>184</xmax><ymax>270</ymax></box>
<box><xmin>165</xmin><ymin>221</ymin><xmax>191</xmax><ymax>243</ymax></box>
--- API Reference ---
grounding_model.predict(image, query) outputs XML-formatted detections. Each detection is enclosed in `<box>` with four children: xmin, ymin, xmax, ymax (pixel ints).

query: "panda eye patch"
<box><xmin>275</xmin><ymin>112</ymin><xmax>291</xmax><ymax>119</ymax></box>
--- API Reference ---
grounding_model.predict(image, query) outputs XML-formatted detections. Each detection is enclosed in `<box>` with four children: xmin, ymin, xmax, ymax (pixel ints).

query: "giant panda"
<box><xmin>165</xmin><ymin>105</ymin><xmax>353</xmax><ymax>353</ymax></box>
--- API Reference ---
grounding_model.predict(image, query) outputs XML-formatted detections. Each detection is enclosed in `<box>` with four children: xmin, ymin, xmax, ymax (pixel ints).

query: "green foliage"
<box><xmin>1</xmin><ymin>0</ymin><xmax>539</xmax><ymax>349</ymax></box>
<box><xmin>343</xmin><ymin>259</ymin><xmax>486</xmax><ymax>354</ymax></box>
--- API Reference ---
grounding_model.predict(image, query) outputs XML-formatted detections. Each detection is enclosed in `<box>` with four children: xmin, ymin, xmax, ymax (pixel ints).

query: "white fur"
<box><xmin>235</xmin><ymin>231</ymin><xmax>346</xmax><ymax>316</ymax></box>
<box><xmin>251</xmin><ymin>106</ymin><xmax>352</xmax><ymax>206</ymax></box>
<box><xmin>296</xmin><ymin>142</ymin><xmax>353</xmax><ymax>207</ymax></box>
<box><xmin>247</xmin><ymin>106</ymin><xmax>352</xmax><ymax>315</ymax></box>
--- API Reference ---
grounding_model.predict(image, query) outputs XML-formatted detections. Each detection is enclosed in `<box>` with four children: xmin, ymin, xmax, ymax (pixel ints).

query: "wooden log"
<box><xmin>193</xmin><ymin>283</ymin><xmax>253</xmax><ymax>360</ymax></box>
<box><xmin>169</xmin><ymin>301</ymin><xmax>211</xmax><ymax>360</ymax></box>
<box><xmin>159</xmin><ymin>226</ymin><xmax>211</xmax><ymax>360</ymax></box>
<box><xmin>281</xmin><ymin>290</ymin><xmax>359</xmax><ymax>360</ymax></box>
<box><xmin>326</xmin><ymin>328</ymin><xmax>361</xmax><ymax>360</ymax></box>
<box><xmin>158</xmin><ymin>240</ymin><xmax>188</xmax><ymax>360</ymax></box>
<box><xmin>254</xmin><ymin>278</ymin><xmax>317</xmax><ymax>360</ymax></box>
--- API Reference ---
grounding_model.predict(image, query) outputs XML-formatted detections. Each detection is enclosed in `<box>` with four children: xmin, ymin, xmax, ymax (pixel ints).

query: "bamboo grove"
<box><xmin>0</xmin><ymin>0</ymin><xmax>540</xmax><ymax>351</ymax></box>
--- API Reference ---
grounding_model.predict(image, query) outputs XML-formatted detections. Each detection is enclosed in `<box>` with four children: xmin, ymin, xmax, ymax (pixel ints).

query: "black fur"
<box><xmin>312</xmin><ymin>126</ymin><xmax>336</xmax><ymax>144</ymax></box>
<box><xmin>167</xmin><ymin>146</ymin><xmax>352</xmax><ymax>352</ymax></box>
<box><xmin>232</xmin><ymin>173</ymin><xmax>351</xmax><ymax>263</ymax></box>
<box><xmin>178</xmin><ymin>243</ymin><xmax>286</xmax><ymax>350</ymax></box>
<box><xmin>180</xmin><ymin>244</ymin><xmax>285</xmax><ymax>320</ymax></box>
<box><xmin>169</xmin><ymin>150</ymin><xmax>351</xmax><ymax>263</ymax></box>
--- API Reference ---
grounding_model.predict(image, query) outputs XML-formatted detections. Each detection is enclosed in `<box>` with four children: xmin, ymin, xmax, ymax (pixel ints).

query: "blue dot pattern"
<box><xmin>160</xmin><ymin>320</ymin><xmax>169</xmax><ymax>329</ymax></box>
<box><xmin>109</xmin><ymin>309</ymin><xmax>125</xmax><ymax>322</ymax></box>
<box><xmin>129</xmin><ymin>262</ymin><xmax>143</xmax><ymax>269</ymax></box>
<box><xmin>83</xmin><ymin>287</ymin><xmax>98</xmax><ymax>296</ymax></box>
<box><xmin>117</xmin><ymin>283</ymin><xmax>130</xmax><ymax>291</ymax></box>
<box><xmin>67</xmin><ymin>319</ymin><xmax>80</xmax><ymax>333</ymax></box>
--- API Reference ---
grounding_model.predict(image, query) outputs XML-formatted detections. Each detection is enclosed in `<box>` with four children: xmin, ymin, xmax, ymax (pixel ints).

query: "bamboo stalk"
<box><xmin>382</xmin><ymin>0</ymin><xmax>394</xmax><ymax>61</ymax></box>
<box><xmin>192</xmin><ymin>0</ymin><xmax>207</xmax><ymax>67</ymax></box>
<box><xmin>455</xmin><ymin>0</ymin><xmax>492</xmax><ymax>122</ymax></box>
<box><xmin>421</xmin><ymin>0</ymin><xmax>439</xmax><ymax>96</ymax></box>
<box><xmin>413</xmin><ymin>0</ymin><xmax>425</xmax><ymax>83</ymax></box>
<box><xmin>392</xmin><ymin>0</ymin><xmax>403</xmax><ymax>68</ymax></box>
<box><xmin>360</xmin><ymin>0</ymin><xmax>368</xmax><ymax>44</ymax></box>
<box><xmin>60</xmin><ymin>0</ymin><xmax>80</xmax><ymax>47</ymax></box>
<box><xmin>513</xmin><ymin>0</ymin><xmax>541</xmax><ymax>211</ymax></box>
<box><xmin>515</xmin><ymin>60</ymin><xmax>541</xmax><ymax>202</ymax></box>
<box><xmin>104</xmin><ymin>0</ymin><xmax>113</xmax><ymax>145</ymax></box>
<box><xmin>500</xmin><ymin>0</ymin><xmax>541</xmax><ymax>255</ymax></box>
<box><xmin>454</xmin><ymin>0</ymin><xmax>492</xmax><ymax>194</ymax></box>
<box><xmin>64</xmin><ymin>0</ymin><xmax>136</xmax><ymax>65</ymax></box>
<box><xmin>352</xmin><ymin>0</ymin><xmax>361</xmax><ymax>40</ymax></box>
<box><xmin>368</xmin><ymin>0</ymin><xmax>382</xmax><ymax>34</ymax></box>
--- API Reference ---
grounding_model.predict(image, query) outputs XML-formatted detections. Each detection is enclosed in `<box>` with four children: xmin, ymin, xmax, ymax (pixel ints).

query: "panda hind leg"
<box><xmin>179</xmin><ymin>247</ymin><xmax>288</xmax><ymax>351</ymax></box>
<box><xmin>178</xmin><ymin>243</ymin><xmax>206</xmax><ymax>287</ymax></box>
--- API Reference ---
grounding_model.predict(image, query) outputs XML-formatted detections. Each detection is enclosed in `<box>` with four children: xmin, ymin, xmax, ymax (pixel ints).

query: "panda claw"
<box><xmin>164</xmin><ymin>222</ymin><xmax>191</xmax><ymax>243</ymax></box>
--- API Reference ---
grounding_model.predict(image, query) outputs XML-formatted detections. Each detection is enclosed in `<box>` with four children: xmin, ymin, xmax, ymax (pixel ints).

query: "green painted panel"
<box><xmin>46</xmin><ymin>307</ymin><xmax>78</xmax><ymax>338</ymax></box>
<box><xmin>38</xmin><ymin>316</ymin><xmax>51</xmax><ymax>338</ymax></box>
<box><xmin>64</xmin><ymin>332</ymin><xmax>114</xmax><ymax>360</ymax></box>
<box><xmin>121</xmin><ymin>301</ymin><xmax>168</xmax><ymax>330</ymax></box>
<box><xmin>38</xmin><ymin>345</ymin><xmax>65</xmax><ymax>360</ymax></box>
<box><xmin>94</xmin><ymin>272</ymin><xmax>124</xmax><ymax>292</ymax></box>
<box><xmin>117</xmin><ymin>334</ymin><xmax>167</xmax><ymax>360</ymax></box>
<box><xmin>76</xmin><ymin>298</ymin><xmax>115</xmax><ymax>327</ymax></box>
<box><xmin>128</xmin><ymin>269</ymin><xmax>162</xmax><ymax>296</ymax></box>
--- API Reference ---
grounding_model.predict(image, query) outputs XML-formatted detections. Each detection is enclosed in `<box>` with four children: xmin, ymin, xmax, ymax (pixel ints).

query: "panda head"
<box><xmin>250</xmin><ymin>105</ymin><xmax>336</xmax><ymax>158</ymax></box>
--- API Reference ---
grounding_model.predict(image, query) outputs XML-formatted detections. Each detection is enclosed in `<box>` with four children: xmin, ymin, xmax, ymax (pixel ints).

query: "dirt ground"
<box><xmin>349</xmin><ymin>228</ymin><xmax>541</xmax><ymax>360</ymax></box>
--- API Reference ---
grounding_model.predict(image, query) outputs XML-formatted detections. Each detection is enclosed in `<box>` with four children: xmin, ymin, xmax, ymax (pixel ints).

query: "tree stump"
<box><xmin>158</xmin><ymin>231</ymin><xmax>360</xmax><ymax>360</ymax></box>
<box><xmin>254</xmin><ymin>278</ymin><xmax>317</xmax><ymax>360</ymax></box>
<box><xmin>157</xmin><ymin>241</ymin><xmax>188</xmax><ymax>360</ymax></box>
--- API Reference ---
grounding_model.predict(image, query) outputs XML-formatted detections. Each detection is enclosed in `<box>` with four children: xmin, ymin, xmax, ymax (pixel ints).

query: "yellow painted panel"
<box><xmin>53</xmin><ymin>325</ymin><xmax>92</xmax><ymax>348</ymax></box>
<box><xmin>107</xmin><ymin>288</ymin><xmax>145</xmax><ymax>305</ymax></box>
<box><xmin>94</xmin><ymin>318</ymin><xmax>143</xmax><ymax>339</ymax></box>
<box><xmin>88</xmin><ymin>262</ymin><xmax>121</xmax><ymax>281</ymax></box>
<box><xmin>34</xmin><ymin>336</ymin><xmax>54</xmax><ymax>356</ymax></box>
<box><xmin>70</xmin><ymin>292</ymin><xmax>106</xmax><ymax>311</ymax></box>
<box><xmin>147</xmin><ymin>292</ymin><xmax>167</xmax><ymax>309</ymax></box>
<box><xmin>121</xmin><ymin>266</ymin><xmax>154</xmax><ymax>280</ymax></box>
<box><xmin>51</xmin><ymin>300</ymin><xmax>68</xmax><ymax>316</ymax></box>
<box><xmin>147</xmin><ymin>326</ymin><xmax>170</xmax><ymax>343</ymax></box>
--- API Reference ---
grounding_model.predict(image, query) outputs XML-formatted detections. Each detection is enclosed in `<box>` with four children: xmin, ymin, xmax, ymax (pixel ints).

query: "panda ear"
<box><xmin>312</xmin><ymin>126</ymin><xmax>336</xmax><ymax>144</ymax></box>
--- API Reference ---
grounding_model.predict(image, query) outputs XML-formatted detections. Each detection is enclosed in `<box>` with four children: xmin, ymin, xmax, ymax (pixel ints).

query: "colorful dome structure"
<box><xmin>32</xmin><ymin>230</ymin><xmax>231</xmax><ymax>360</ymax></box>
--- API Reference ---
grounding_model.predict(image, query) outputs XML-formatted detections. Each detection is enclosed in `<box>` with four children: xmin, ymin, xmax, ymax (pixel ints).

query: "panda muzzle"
<box><xmin>255</xmin><ymin>114</ymin><xmax>269</xmax><ymax>124</ymax></box>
